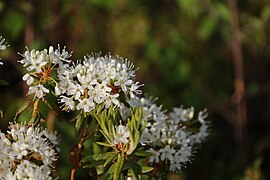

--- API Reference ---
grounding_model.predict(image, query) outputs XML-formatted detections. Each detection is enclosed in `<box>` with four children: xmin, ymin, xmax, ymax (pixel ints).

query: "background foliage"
<box><xmin>1</xmin><ymin>0</ymin><xmax>270</xmax><ymax>179</ymax></box>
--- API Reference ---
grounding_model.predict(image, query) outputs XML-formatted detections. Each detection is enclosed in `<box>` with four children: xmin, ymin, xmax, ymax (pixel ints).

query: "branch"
<box><xmin>228</xmin><ymin>0</ymin><xmax>247</xmax><ymax>141</ymax></box>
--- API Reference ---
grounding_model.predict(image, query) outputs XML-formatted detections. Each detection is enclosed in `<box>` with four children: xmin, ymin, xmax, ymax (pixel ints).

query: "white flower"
<box><xmin>191</xmin><ymin>122</ymin><xmax>209</xmax><ymax>144</ymax></box>
<box><xmin>68</xmin><ymin>83</ymin><xmax>83</xmax><ymax>100</ymax></box>
<box><xmin>175</xmin><ymin>146</ymin><xmax>192</xmax><ymax>163</ymax></box>
<box><xmin>52</xmin><ymin>45</ymin><xmax>72</xmax><ymax>63</ymax></box>
<box><xmin>113</xmin><ymin>124</ymin><xmax>130</xmax><ymax>145</ymax></box>
<box><xmin>76</xmin><ymin>98</ymin><xmax>95</xmax><ymax>112</ymax></box>
<box><xmin>60</xmin><ymin>96</ymin><xmax>75</xmax><ymax>111</ymax></box>
<box><xmin>198</xmin><ymin>109</ymin><xmax>208</xmax><ymax>123</ymax></box>
<box><xmin>169</xmin><ymin>106</ymin><xmax>194</xmax><ymax>123</ymax></box>
<box><xmin>0</xmin><ymin>36</ymin><xmax>8</xmax><ymax>65</ymax></box>
<box><xmin>54</xmin><ymin>84</ymin><xmax>61</xmax><ymax>95</ymax></box>
<box><xmin>0</xmin><ymin>36</ymin><xmax>8</xmax><ymax>50</ymax></box>
<box><xmin>22</xmin><ymin>73</ymin><xmax>34</xmax><ymax>85</ymax></box>
<box><xmin>28</xmin><ymin>84</ymin><xmax>49</xmax><ymax>99</ymax></box>
<box><xmin>26</xmin><ymin>53</ymin><xmax>47</xmax><ymax>73</ymax></box>
<box><xmin>114</xmin><ymin>74</ymin><xmax>133</xmax><ymax>92</ymax></box>
<box><xmin>129</xmin><ymin>82</ymin><xmax>143</xmax><ymax>99</ymax></box>
<box><xmin>148</xmin><ymin>148</ymin><xmax>160</xmax><ymax>163</ymax></box>
<box><xmin>169</xmin><ymin>160</ymin><xmax>181</xmax><ymax>172</ymax></box>
<box><xmin>159</xmin><ymin>145</ymin><xmax>175</xmax><ymax>162</ymax></box>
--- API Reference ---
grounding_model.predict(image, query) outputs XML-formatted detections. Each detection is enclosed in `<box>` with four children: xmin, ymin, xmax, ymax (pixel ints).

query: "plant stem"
<box><xmin>229</xmin><ymin>0</ymin><xmax>247</xmax><ymax>142</ymax></box>
<box><xmin>69</xmin><ymin>120</ymin><xmax>96</xmax><ymax>180</ymax></box>
<box><xmin>70</xmin><ymin>168</ymin><xmax>76</xmax><ymax>180</ymax></box>
<box><xmin>28</xmin><ymin>99</ymin><xmax>40</xmax><ymax>125</ymax></box>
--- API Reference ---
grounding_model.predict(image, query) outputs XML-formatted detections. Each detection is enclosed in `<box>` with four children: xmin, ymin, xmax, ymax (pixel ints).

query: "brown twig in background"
<box><xmin>69</xmin><ymin>123</ymin><xmax>96</xmax><ymax>180</ymax></box>
<box><xmin>46</xmin><ymin>111</ymin><xmax>56</xmax><ymax>133</ymax></box>
<box><xmin>228</xmin><ymin>0</ymin><xmax>247</xmax><ymax>142</ymax></box>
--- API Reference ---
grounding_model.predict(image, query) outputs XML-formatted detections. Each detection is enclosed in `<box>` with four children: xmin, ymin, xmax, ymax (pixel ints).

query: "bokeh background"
<box><xmin>1</xmin><ymin>0</ymin><xmax>270</xmax><ymax>179</ymax></box>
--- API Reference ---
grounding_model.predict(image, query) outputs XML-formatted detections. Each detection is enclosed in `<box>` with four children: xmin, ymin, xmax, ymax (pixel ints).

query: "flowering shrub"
<box><xmin>0</xmin><ymin>38</ymin><xmax>210</xmax><ymax>179</ymax></box>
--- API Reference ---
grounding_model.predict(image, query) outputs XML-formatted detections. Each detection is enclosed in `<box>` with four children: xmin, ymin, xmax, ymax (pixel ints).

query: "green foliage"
<box><xmin>3</xmin><ymin>12</ymin><xmax>25</xmax><ymax>39</ymax></box>
<box><xmin>0</xmin><ymin>79</ymin><xmax>8</xmax><ymax>85</ymax></box>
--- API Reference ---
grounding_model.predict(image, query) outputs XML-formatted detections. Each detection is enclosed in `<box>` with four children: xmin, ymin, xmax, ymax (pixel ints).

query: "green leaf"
<box><xmin>141</xmin><ymin>166</ymin><xmax>154</xmax><ymax>173</ymax></box>
<box><xmin>119</xmin><ymin>93</ymin><xmax>131</xmax><ymax>108</ymax></box>
<box><xmin>126</xmin><ymin>160</ymin><xmax>141</xmax><ymax>180</ymax></box>
<box><xmin>134</xmin><ymin>150</ymin><xmax>154</xmax><ymax>157</ymax></box>
<box><xmin>14</xmin><ymin>101</ymin><xmax>31</xmax><ymax>121</ymax></box>
<box><xmin>75</xmin><ymin>114</ymin><xmax>85</xmax><ymax>137</ymax></box>
<box><xmin>44</xmin><ymin>92</ymin><xmax>61</xmax><ymax>116</ymax></box>
<box><xmin>93</xmin><ymin>142</ymin><xmax>102</xmax><ymax>155</ymax></box>
<box><xmin>3</xmin><ymin>12</ymin><xmax>25</xmax><ymax>39</ymax></box>
<box><xmin>0</xmin><ymin>79</ymin><xmax>9</xmax><ymax>85</ymax></box>
<box><xmin>83</xmin><ymin>160</ymin><xmax>105</xmax><ymax>168</ymax></box>
<box><xmin>97</xmin><ymin>141</ymin><xmax>112</xmax><ymax>147</ymax></box>
<box><xmin>29</xmin><ymin>111</ymin><xmax>41</xmax><ymax>126</ymax></box>
<box><xmin>91</xmin><ymin>0</ymin><xmax>115</xmax><ymax>11</ymax></box>
<box><xmin>198</xmin><ymin>17</ymin><xmax>217</xmax><ymax>40</ymax></box>
<box><xmin>87</xmin><ymin>167</ymin><xmax>98</xmax><ymax>178</ymax></box>
<box><xmin>113</xmin><ymin>153</ymin><xmax>125</xmax><ymax>180</ymax></box>
<box><xmin>262</xmin><ymin>5</ymin><xmax>270</xmax><ymax>22</ymax></box>
<box><xmin>104</xmin><ymin>154</ymin><xmax>117</xmax><ymax>168</ymax></box>
<box><xmin>81</xmin><ymin>152</ymin><xmax>116</xmax><ymax>163</ymax></box>
<box><xmin>100</xmin><ymin>163</ymin><xmax>114</xmax><ymax>180</ymax></box>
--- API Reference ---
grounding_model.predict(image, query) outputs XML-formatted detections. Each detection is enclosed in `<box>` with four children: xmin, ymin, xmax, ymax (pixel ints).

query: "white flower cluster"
<box><xmin>0</xmin><ymin>36</ymin><xmax>8</xmax><ymax>65</ymax></box>
<box><xmin>129</xmin><ymin>97</ymin><xmax>209</xmax><ymax>172</ymax></box>
<box><xmin>0</xmin><ymin>123</ymin><xmax>59</xmax><ymax>180</ymax></box>
<box><xmin>18</xmin><ymin>45</ymin><xmax>72</xmax><ymax>99</ymax></box>
<box><xmin>57</xmin><ymin>55</ymin><xmax>143</xmax><ymax>112</ymax></box>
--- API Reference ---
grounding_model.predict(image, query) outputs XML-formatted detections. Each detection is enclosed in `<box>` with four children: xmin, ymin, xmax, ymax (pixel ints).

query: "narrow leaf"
<box><xmin>0</xmin><ymin>79</ymin><xmax>9</xmax><ymax>85</ymax></box>
<box><xmin>96</xmin><ymin>141</ymin><xmax>112</xmax><ymax>147</ymax></box>
<box><xmin>104</xmin><ymin>154</ymin><xmax>117</xmax><ymax>168</ymax></box>
<box><xmin>14</xmin><ymin>101</ymin><xmax>31</xmax><ymax>121</ymax></box>
<box><xmin>81</xmin><ymin>152</ymin><xmax>116</xmax><ymax>163</ymax></box>
<box><xmin>113</xmin><ymin>153</ymin><xmax>125</xmax><ymax>180</ymax></box>
<box><xmin>100</xmin><ymin>163</ymin><xmax>114</xmax><ymax>180</ymax></box>
<box><xmin>134</xmin><ymin>150</ymin><xmax>155</xmax><ymax>157</ymax></box>
<box><xmin>29</xmin><ymin>111</ymin><xmax>41</xmax><ymax>126</ymax></box>
<box><xmin>83</xmin><ymin>160</ymin><xmax>105</xmax><ymax>168</ymax></box>
<box><xmin>142</xmin><ymin>166</ymin><xmax>154</xmax><ymax>173</ymax></box>
<box><xmin>75</xmin><ymin>114</ymin><xmax>85</xmax><ymax>137</ymax></box>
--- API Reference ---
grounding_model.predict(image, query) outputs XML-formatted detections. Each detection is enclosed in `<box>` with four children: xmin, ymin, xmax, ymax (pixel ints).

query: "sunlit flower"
<box><xmin>113</xmin><ymin>124</ymin><xmax>130</xmax><ymax>145</ymax></box>
<box><xmin>57</xmin><ymin>54</ymin><xmax>142</xmax><ymax>112</ymax></box>
<box><xmin>22</xmin><ymin>73</ymin><xmax>34</xmax><ymax>85</ymax></box>
<box><xmin>28</xmin><ymin>84</ymin><xmax>50</xmax><ymax>99</ymax></box>
<box><xmin>18</xmin><ymin>45</ymin><xmax>72</xmax><ymax>99</ymax></box>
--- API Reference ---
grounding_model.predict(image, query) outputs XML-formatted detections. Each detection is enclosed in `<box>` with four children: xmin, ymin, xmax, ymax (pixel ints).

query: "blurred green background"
<box><xmin>1</xmin><ymin>0</ymin><xmax>270</xmax><ymax>179</ymax></box>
